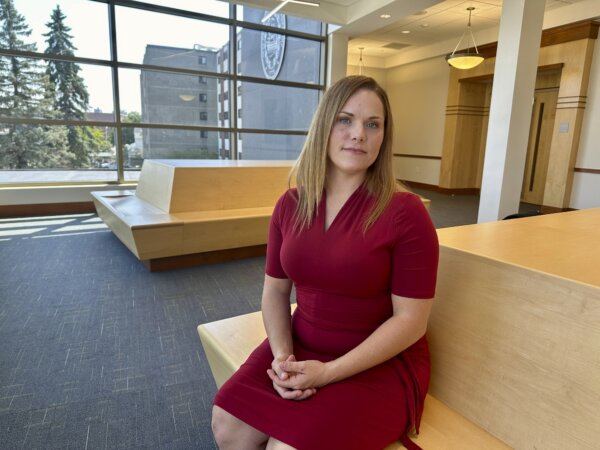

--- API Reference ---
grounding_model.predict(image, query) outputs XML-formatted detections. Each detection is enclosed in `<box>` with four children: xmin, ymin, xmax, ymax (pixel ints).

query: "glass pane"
<box><xmin>239</xmin><ymin>5</ymin><xmax>323</xmax><ymax>36</ymax></box>
<box><xmin>142</xmin><ymin>0</ymin><xmax>229</xmax><ymax>17</ymax></box>
<box><xmin>238</xmin><ymin>133</ymin><xmax>305</xmax><ymax>160</ymax></box>
<box><xmin>237</xmin><ymin>27</ymin><xmax>321</xmax><ymax>84</ymax></box>
<box><xmin>0</xmin><ymin>56</ymin><xmax>113</xmax><ymax>119</ymax></box>
<box><xmin>133</xmin><ymin>127</ymin><xmax>223</xmax><ymax>160</ymax></box>
<box><xmin>0</xmin><ymin>123</ymin><xmax>116</xmax><ymax>174</ymax></box>
<box><xmin>10</xmin><ymin>0</ymin><xmax>110</xmax><ymax>60</ymax></box>
<box><xmin>238</xmin><ymin>82</ymin><xmax>318</xmax><ymax>131</ymax></box>
<box><xmin>120</xmin><ymin>69</ymin><xmax>224</xmax><ymax>127</ymax></box>
<box><xmin>116</xmin><ymin>6</ymin><xmax>229</xmax><ymax>73</ymax></box>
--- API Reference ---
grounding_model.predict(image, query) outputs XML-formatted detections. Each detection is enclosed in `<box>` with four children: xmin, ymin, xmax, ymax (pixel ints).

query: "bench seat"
<box><xmin>93</xmin><ymin>160</ymin><xmax>293</xmax><ymax>268</ymax></box>
<box><xmin>197</xmin><ymin>309</ymin><xmax>509</xmax><ymax>450</ymax></box>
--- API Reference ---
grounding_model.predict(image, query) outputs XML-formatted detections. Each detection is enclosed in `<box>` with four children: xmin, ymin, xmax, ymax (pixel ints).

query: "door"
<box><xmin>521</xmin><ymin>88</ymin><xmax>558</xmax><ymax>205</ymax></box>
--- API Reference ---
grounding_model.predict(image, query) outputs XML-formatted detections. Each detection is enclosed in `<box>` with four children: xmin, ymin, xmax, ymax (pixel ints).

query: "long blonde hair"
<box><xmin>291</xmin><ymin>75</ymin><xmax>403</xmax><ymax>232</ymax></box>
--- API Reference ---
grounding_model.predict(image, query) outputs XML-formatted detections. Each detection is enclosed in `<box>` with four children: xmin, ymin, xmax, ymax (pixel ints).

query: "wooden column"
<box><xmin>543</xmin><ymin>38</ymin><xmax>597</xmax><ymax>209</ymax></box>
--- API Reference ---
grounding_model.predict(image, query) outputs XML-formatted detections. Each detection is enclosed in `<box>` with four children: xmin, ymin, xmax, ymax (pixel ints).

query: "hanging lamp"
<box><xmin>357</xmin><ymin>47</ymin><xmax>365</xmax><ymax>75</ymax></box>
<box><xmin>446</xmin><ymin>7</ymin><xmax>484</xmax><ymax>70</ymax></box>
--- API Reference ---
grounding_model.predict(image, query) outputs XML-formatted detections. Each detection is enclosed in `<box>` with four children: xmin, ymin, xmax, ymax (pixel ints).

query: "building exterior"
<box><xmin>138</xmin><ymin>8</ymin><xmax>323</xmax><ymax>161</ymax></box>
<box><xmin>140</xmin><ymin>44</ymin><xmax>219</xmax><ymax>159</ymax></box>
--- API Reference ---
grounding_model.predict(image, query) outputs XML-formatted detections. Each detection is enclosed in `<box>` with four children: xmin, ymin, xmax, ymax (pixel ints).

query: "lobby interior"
<box><xmin>1</xmin><ymin>1</ymin><xmax>600</xmax><ymax>449</ymax></box>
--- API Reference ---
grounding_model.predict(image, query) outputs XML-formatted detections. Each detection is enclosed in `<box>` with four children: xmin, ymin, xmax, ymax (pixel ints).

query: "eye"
<box><xmin>338</xmin><ymin>116</ymin><xmax>351</xmax><ymax>125</ymax></box>
<box><xmin>366</xmin><ymin>121</ymin><xmax>379</xmax><ymax>129</ymax></box>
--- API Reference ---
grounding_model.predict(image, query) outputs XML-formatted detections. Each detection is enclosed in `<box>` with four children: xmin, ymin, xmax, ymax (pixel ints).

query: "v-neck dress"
<box><xmin>214</xmin><ymin>186</ymin><xmax>439</xmax><ymax>450</ymax></box>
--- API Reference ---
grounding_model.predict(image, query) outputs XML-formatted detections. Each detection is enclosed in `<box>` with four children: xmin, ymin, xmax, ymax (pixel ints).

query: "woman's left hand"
<box><xmin>267</xmin><ymin>359</ymin><xmax>332</xmax><ymax>391</ymax></box>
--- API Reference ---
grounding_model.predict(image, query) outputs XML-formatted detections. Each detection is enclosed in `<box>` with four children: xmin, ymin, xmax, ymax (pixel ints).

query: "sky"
<box><xmin>14</xmin><ymin>0</ymin><xmax>233</xmax><ymax>113</ymax></box>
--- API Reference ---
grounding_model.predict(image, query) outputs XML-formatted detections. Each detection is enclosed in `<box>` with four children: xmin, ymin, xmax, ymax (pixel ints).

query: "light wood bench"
<box><xmin>198</xmin><ymin>307</ymin><xmax>509</xmax><ymax>449</ymax></box>
<box><xmin>93</xmin><ymin>161</ymin><xmax>430</xmax><ymax>271</ymax></box>
<box><xmin>198</xmin><ymin>208</ymin><xmax>600</xmax><ymax>449</ymax></box>
<box><xmin>92</xmin><ymin>160</ymin><xmax>293</xmax><ymax>270</ymax></box>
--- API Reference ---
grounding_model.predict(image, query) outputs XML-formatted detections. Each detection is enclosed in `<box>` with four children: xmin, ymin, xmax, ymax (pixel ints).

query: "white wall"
<box><xmin>572</xmin><ymin>37</ymin><xmax>600</xmax><ymax>209</ymax></box>
<box><xmin>386</xmin><ymin>56</ymin><xmax>450</xmax><ymax>185</ymax></box>
<box><xmin>346</xmin><ymin>65</ymin><xmax>387</xmax><ymax>89</ymax></box>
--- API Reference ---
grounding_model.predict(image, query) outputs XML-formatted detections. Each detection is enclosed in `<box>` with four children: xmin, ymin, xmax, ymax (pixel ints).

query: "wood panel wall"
<box><xmin>439</xmin><ymin>21</ymin><xmax>599</xmax><ymax>209</ymax></box>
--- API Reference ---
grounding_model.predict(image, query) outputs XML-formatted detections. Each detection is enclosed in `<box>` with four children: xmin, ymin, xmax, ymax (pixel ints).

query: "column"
<box><xmin>327</xmin><ymin>32</ymin><xmax>348</xmax><ymax>87</ymax></box>
<box><xmin>477</xmin><ymin>0</ymin><xmax>546</xmax><ymax>223</ymax></box>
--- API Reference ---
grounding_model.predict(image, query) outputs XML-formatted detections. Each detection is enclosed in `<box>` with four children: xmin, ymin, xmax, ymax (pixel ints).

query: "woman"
<box><xmin>212</xmin><ymin>75</ymin><xmax>439</xmax><ymax>450</ymax></box>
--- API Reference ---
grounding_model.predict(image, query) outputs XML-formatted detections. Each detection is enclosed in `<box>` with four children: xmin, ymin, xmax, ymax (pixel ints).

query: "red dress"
<box><xmin>214</xmin><ymin>186</ymin><xmax>439</xmax><ymax>450</ymax></box>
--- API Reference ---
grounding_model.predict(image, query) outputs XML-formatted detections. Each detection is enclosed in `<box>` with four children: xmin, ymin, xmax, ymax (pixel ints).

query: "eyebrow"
<box><xmin>338</xmin><ymin>111</ymin><xmax>383</xmax><ymax>120</ymax></box>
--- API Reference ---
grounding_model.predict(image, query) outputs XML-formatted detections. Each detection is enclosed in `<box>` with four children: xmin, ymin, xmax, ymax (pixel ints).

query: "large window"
<box><xmin>0</xmin><ymin>0</ymin><xmax>325</xmax><ymax>184</ymax></box>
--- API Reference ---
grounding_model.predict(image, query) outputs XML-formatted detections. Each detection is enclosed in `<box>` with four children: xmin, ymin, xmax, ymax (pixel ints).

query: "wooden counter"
<box><xmin>430</xmin><ymin>208</ymin><xmax>600</xmax><ymax>449</ymax></box>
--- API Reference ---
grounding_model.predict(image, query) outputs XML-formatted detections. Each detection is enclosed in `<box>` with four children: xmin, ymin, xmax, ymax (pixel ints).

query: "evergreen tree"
<box><xmin>0</xmin><ymin>0</ymin><xmax>63</xmax><ymax>169</ymax></box>
<box><xmin>44</xmin><ymin>5</ymin><xmax>96</xmax><ymax>167</ymax></box>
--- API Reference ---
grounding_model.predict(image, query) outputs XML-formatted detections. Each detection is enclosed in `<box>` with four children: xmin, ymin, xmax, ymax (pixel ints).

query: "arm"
<box><xmin>261</xmin><ymin>274</ymin><xmax>294</xmax><ymax>361</ymax></box>
<box><xmin>262</xmin><ymin>274</ymin><xmax>317</xmax><ymax>400</ymax></box>
<box><xmin>270</xmin><ymin>294</ymin><xmax>432</xmax><ymax>389</ymax></box>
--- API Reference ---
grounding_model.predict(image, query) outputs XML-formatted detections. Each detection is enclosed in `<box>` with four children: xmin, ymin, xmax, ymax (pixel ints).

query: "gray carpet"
<box><xmin>0</xmin><ymin>193</ymin><xmax>541</xmax><ymax>449</ymax></box>
<box><xmin>0</xmin><ymin>214</ymin><xmax>267</xmax><ymax>449</ymax></box>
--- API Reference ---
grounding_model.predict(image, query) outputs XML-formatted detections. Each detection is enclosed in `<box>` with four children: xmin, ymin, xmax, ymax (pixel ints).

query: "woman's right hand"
<box><xmin>268</xmin><ymin>354</ymin><xmax>317</xmax><ymax>400</ymax></box>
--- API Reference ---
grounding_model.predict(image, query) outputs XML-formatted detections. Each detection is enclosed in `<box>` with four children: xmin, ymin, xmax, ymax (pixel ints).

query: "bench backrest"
<box><xmin>430</xmin><ymin>211</ymin><xmax>600</xmax><ymax>449</ymax></box>
<box><xmin>136</xmin><ymin>159</ymin><xmax>294</xmax><ymax>213</ymax></box>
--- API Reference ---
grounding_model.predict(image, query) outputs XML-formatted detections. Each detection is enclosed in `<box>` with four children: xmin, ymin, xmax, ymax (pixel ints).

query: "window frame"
<box><xmin>0</xmin><ymin>0</ymin><xmax>327</xmax><ymax>185</ymax></box>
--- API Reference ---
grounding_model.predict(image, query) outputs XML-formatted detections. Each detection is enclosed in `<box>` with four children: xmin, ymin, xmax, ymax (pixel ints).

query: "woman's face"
<box><xmin>327</xmin><ymin>88</ymin><xmax>385</xmax><ymax>178</ymax></box>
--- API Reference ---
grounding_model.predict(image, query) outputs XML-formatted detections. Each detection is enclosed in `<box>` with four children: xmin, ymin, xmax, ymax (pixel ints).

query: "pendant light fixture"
<box><xmin>446</xmin><ymin>7</ymin><xmax>484</xmax><ymax>70</ymax></box>
<box><xmin>357</xmin><ymin>47</ymin><xmax>365</xmax><ymax>75</ymax></box>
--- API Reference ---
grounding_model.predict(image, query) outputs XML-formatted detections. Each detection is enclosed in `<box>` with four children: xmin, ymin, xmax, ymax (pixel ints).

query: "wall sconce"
<box><xmin>179</xmin><ymin>94</ymin><xmax>195</xmax><ymax>102</ymax></box>
<box><xmin>446</xmin><ymin>7</ymin><xmax>484</xmax><ymax>70</ymax></box>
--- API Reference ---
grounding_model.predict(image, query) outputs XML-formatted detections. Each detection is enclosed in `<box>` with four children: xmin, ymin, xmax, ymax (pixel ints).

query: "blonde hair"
<box><xmin>291</xmin><ymin>75</ymin><xmax>403</xmax><ymax>232</ymax></box>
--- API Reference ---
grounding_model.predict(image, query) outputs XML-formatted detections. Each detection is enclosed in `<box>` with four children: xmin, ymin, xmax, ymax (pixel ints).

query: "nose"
<box><xmin>351</xmin><ymin>123</ymin><xmax>366</xmax><ymax>142</ymax></box>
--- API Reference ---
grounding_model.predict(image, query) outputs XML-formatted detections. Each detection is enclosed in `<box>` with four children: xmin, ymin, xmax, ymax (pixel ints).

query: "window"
<box><xmin>0</xmin><ymin>1</ymin><xmax>325</xmax><ymax>184</ymax></box>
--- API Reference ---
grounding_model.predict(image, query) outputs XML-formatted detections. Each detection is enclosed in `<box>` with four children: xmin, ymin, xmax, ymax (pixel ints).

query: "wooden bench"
<box><xmin>92</xmin><ymin>160</ymin><xmax>293</xmax><ymax>270</ymax></box>
<box><xmin>198</xmin><ymin>208</ymin><xmax>600</xmax><ymax>449</ymax></box>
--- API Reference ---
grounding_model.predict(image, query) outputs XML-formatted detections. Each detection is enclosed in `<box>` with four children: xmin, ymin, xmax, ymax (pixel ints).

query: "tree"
<box><xmin>0</xmin><ymin>0</ymin><xmax>64</xmax><ymax>169</ymax></box>
<box><xmin>122</xmin><ymin>111</ymin><xmax>141</xmax><ymax>146</ymax></box>
<box><xmin>43</xmin><ymin>5</ymin><xmax>94</xmax><ymax>167</ymax></box>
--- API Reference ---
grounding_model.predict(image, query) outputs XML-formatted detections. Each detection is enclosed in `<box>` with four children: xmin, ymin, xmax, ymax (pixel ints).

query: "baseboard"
<box><xmin>540</xmin><ymin>205</ymin><xmax>577</xmax><ymax>214</ymax></box>
<box><xmin>401</xmin><ymin>180</ymin><xmax>480</xmax><ymax>195</ymax></box>
<box><xmin>0</xmin><ymin>201</ymin><xmax>96</xmax><ymax>218</ymax></box>
<box><xmin>141</xmin><ymin>245</ymin><xmax>268</xmax><ymax>272</ymax></box>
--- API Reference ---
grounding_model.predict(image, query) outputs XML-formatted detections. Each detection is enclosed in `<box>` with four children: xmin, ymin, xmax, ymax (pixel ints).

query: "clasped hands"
<box><xmin>267</xmin><ymin>354</ymin><xmax>330</xmax><ymax>401</ymax></box>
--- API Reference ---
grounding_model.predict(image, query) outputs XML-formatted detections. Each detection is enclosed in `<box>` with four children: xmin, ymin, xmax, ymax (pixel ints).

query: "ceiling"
<box><xmin>233</xmin><ymin>0</ymin><xmax>600</xmax><ymax>66</ymax></box>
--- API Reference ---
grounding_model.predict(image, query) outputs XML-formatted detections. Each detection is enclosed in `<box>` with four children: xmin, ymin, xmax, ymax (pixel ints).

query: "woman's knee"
<box><xmin>266</xmin><ymin>437</ymin><xmax>297</xmax><ymax>450</ymax></box>
<box><xmin>211</xmin><ymin>406</ymin><xmax>233</xmax><ymax>445</ymax></box>
<box><xmin>212</xmin><ymin>405</ymin><xmax>267</xmax><ymax>449</ymax></box>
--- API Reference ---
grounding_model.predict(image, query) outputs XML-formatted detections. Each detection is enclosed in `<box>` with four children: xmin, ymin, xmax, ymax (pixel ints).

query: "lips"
<box><xmin>342</xmin><ymin>147</ymin><xmax>366</xmax><ymax>154</ymax></box>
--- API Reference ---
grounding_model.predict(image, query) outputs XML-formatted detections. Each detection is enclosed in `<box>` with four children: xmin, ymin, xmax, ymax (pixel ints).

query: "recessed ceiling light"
<box><xmin>420</xmin><ymin>23</ymin><xmax>429</xmax><ymax>28</ymax></box>
<box><xmin>380</xmin><ymin>13</ymin><xmax>392</xmax><ymax>19</ymax></box>
<box><xmin>401</xmin><ymin>30</ymin><xmax>411</xmax><ymax>34</ymax></box>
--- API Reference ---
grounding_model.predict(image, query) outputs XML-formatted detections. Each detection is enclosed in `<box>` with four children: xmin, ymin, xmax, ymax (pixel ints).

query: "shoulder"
<box><xmin>389</xmin><ymin>191</ymin><xmax>428</xmax><ymax>216</ymax></box>
<box><xmin>272</xmin><ymin>188</ymin><xmax>298</xmax><ymax>224</ymax></box>
<box><xmin>276</xmin><ymin>188</ymin><xmax>298</xmax><ymax>210</ymax></box>
<box><xmin>387</xmin><ymin>191</ymin><xmax>436</xmax><ymax>237</ymax></box>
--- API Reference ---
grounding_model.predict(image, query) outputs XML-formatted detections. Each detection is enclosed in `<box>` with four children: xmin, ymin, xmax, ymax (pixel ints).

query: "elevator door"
<box><xmin>521</xmin><ymin>88</ymin><xmax>558</xmax><ymax>205</ymax></box>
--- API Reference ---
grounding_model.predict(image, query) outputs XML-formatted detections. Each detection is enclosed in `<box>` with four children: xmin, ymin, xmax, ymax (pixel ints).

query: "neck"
<box><xmin>325</xmin><ymin>167</ymin><xmax>366</xmax><ymax>196</ymax></box>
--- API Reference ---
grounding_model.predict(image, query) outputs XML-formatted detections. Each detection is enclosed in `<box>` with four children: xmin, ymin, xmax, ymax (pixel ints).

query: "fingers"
<box><xmin>267</xmin><ymin>369</ymin><xmax>316</xmax><ymax>401</ymax></box>
<box><xmin>279</xmin><ymin>360</ymin><xmax>303</xmax><ymax>373</ymax></box>
<box><xmin>271</xmin><ymin>354</ymin><xmax>296</xmax><ymax>381</ymax></box>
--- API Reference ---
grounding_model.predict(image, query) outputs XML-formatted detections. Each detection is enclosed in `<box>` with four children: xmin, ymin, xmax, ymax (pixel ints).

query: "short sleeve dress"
<box><xmin>214</xmin><ymin>185</ymin><xmax>439</xmax><ymax>450</ymax></box>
